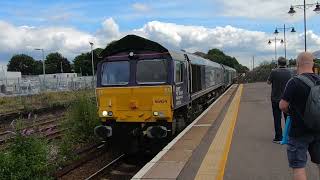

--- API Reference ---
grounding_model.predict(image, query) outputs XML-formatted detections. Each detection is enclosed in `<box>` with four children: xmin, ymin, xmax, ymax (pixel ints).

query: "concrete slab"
<box><xmin>142</xmin><ymin>162</ymin><xmax>185</xmax><ymax>179</ymax></box>
<box><xmin>159</xmin><ymin>149</ymin><xmax>193</xmax><ymax>162</ymax></box>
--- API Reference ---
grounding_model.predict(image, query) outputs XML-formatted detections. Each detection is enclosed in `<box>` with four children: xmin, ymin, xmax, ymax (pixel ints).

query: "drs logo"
<box><xmin>155</xmin><ymin>99</ymin><xmax>168</xmax><ymax>104</ymax></box>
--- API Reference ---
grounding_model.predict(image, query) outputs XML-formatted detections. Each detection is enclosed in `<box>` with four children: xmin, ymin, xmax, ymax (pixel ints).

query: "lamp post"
<box><xmin>34</xmin><ymin>48</ymin><xmax>46</xmax><ymax>87</ymax></box>
<box><xmin>274</xmin><ymin>24</ymin><xmax>296</xmax><ymax>60</ymax></box>
<box><xmin>288</xmin><ymin>1</ymin><xmax>320</xmax><ymax>52</ymax></box>
<box><xmin>268</xmin><ymin>37</ymin><xmax>284</xmax><ymax>61</ymax></box>
<box><xmin>89</xmin><ymin>42</ymin><xmax>94</xmax><ymax>77</ymax></box>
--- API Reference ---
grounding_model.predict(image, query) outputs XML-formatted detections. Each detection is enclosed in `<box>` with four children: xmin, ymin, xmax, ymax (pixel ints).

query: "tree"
<box><xmin>73</xmin><ymin>48</ymin><xmax>103</xmax><ymax>76</ymax></box>
<box><xmin>45</xmin><ymin>52</ymin><xmax>71</xmax><ymax>74</ymax></box>
<box><xmin>289</xmin><ymin>59</ymin><xmax>297</xmax><ymax>67</ymax></box>
<box><xmin>205</xmin><ymin>48</ymin><xmax>248</xmax><ymax>73</ymax></box>
<box><xmin>33</xmin><ymin>60</ymin><xmax>44</xmax><ymax>75</ymax></box>
<box><xmin>7</xmin><ymin>54</ymin><xmax>36</xmax><ymax>75</ymax></box>
<box><xmin>193</xmin><ymin>51</ymin><xmax>207</xmax><ymax>58</ymax></box>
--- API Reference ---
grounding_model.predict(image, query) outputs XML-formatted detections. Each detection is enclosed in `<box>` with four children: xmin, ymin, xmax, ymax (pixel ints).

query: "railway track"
<box><xmin>85</xmin><ymin>154</ymin><xmax>126</xmax><ymax>180</ymax></box>
<box><xmin>0</xmin><ymin>114</ymin><xmax>65</xmax><ymax>145</ymax></box>
<box><xmin>83</xmin><ymin>152</ymin><xmax>155</xmax><ymax>180</ymax></box>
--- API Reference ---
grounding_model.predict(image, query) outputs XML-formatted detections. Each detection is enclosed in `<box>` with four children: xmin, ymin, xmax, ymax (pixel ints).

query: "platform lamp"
<box><xmin>89</xmin><ymin>42</ymin><xmax>94</xmax><ymax>77</ymax></box>
<box><xmin>268</xmin><ymin>37</ymin><xmax>284</xmax><ymax>62</ymax></box>
<box><xmin>288</xmin><ymin>1</ymin><xmax>320</xmax><ymax>52</ymax></box>
<box><xmin>274</xmin><ymin>25</ymin><xmax>296</xmax><ymax>60</ymax></box>
<box><xmin>34</xmin><ymin>48</ymin><xmax>46</xmax><ymax>88</ymax></box>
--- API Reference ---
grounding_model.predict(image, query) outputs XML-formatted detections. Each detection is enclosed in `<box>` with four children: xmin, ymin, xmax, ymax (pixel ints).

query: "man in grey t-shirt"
<box><xmin>267</xmin><ymin>57</ymin><xmax>293</xmax><ymax>143</ymax></box>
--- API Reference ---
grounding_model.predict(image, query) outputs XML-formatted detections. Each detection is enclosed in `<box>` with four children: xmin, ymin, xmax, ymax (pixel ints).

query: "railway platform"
<box><xmin>132</xmin><ymin>82</ymin><xmax>319</xmax><ymax>180</ymax></box>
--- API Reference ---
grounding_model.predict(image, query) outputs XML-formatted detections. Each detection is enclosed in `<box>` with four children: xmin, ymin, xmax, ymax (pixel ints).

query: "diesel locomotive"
<box><xmin>94</xmin><ymin>35</ymin><xmax>236</xmax><ymax>140</ymax></box>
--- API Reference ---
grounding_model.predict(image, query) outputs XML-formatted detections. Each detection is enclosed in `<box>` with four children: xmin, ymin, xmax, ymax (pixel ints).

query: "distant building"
<box><xmin>0</xmin><ymin>68</ymin><xmax>22</xmax><ymax>94</ymax></box>
<box><xmin>38</xmin><ymin>73</ymin><xmax>77</xmax><ymax>80</ymax></box>
<box><xmin>0</xmin><ymin>70</ymin><xmax>22</xmax><ymax>84</ymax></box>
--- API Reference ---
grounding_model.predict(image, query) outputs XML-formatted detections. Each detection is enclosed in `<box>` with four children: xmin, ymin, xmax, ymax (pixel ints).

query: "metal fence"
<box><xmin>0</xmin><ymin>76</ymin><xmax>95</xmax><ymax>96</ymax></box>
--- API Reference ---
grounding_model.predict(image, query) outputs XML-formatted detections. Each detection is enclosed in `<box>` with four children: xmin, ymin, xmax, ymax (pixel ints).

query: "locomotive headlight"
<box><xmin>153</xmin><ymin>112</ymin><xmax>159</xmax><ymax>116</ymax></box>
<box><xmin>102</xmin><ymin>111</ymin><xmax>108</xmax><ymax>117</ymax></box>
<box><xmin>108</xmin><ymin>111</ymin><xmax>113</xmax><ymax>116</ymax></box>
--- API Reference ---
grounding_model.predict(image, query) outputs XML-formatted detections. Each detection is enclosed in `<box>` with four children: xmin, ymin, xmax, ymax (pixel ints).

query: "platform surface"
<box><xmin>133</xmin><ymin>83</ymin><xmax>319</xmax><ymax>180</ymax></box>
<box><xmin>224</xmin><ymin>82</ymin><xmax>318</xmax><ymax>180</ymax></box>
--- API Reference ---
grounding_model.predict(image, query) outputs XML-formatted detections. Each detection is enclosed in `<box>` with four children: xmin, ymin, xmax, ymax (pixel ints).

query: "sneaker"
<box><xmin>273</xmin><ymin>138</ymin><xmax>282</xmax><ymax>144</ymax></box>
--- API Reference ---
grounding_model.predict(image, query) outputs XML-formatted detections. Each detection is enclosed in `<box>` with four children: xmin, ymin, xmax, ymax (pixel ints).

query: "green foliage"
<box><xmin>196</xmin><ymin>49</ymin><xmax>249</xmax><ymax>73</ymax></box>
<box><xmin>45</xmin><ymin>52</ymin><xmax>71</xmax><ymax>74</ymax></box>
<box><xmin>58</xmin><ymin>95</ymin><xmax>99</xmax><ymax>160</ymax></box>
<box><xmin>73</xmin><ymin>48</ymin><xmax>103</xmax><ymax>76</ymax></box>
<box><xmin>0</xmin><ymin>134</ymin><xmax>52</xmax><ymax>180</ymax></box>
<box><xmin>7</xmin><ymin>54</ymin><xmax>36</xmax><ymax>75</ymax></box>
<box><xmin>34</xmin><ymin>60</ymin><xmax>44</xmax><ymax>75</ymax></box>
<box><xmin>240</xmin><ymin>61</ymin><xmax>277</xmax><ymax>83</ymax></box>
<box><xmin>289</xmin><ymin>58</ymin><xmax>297</xmax><ymax>66</ymax></box>
<box><xmin>0</xmin><ymin>90</ymin><xmax>95</xmax><ymax>114</ymax></box>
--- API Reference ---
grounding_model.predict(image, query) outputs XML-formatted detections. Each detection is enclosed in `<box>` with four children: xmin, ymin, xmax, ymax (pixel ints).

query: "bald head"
<box><xmin>296</xmin><ymin>52</ymin><xmax>315</xmax><ymax>74</ymax></box>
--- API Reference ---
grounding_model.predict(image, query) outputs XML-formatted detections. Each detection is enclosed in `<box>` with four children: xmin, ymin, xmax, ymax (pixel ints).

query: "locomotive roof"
<box><xmin>186</xmin><ymin>53</ymin><xmax>222</xmax><ymax>68</ymax></box>
<box><xmin>99</xmin><ymin>34</ymin><xmax>234</xmax><ymax>71</ymax></box>
<box><xmin>222</xmin><ymin>64</ymin><xmax>237</xmax><ymax>72</ymax></box>
<box><xmin>100</xmin><ymin>34</ymin><xmax>168</xmax><ymax>57</ymax></box>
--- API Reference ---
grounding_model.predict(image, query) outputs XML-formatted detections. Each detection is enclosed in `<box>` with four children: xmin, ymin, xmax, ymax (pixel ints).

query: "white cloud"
<box><xmin>219</xmin><ymin>0</ymin><xmax>318</xmax><ymax>21</ymax></box>
<box><xmin>1</xmin><ymin>18</ymin><xmax>320</xmax><ymax>68</ymax></box>
<box><xmin>132</xmin><ymin>3</ymin><xmax>150</xmax><ymax>12</ymax></box>
<box><xmin>132</xmin><ymin>21</ymin><xmax>320</xmax><ymax>66</ymax></box>
<box><xmin>97</xmin><ymin>18</ymin><xmax>121</xmax><ymax>43</ymax></box>
<box><xmin>0</xmin><ymin>20</ymin><xmax>96</xmax><ymax>58</ymax></box>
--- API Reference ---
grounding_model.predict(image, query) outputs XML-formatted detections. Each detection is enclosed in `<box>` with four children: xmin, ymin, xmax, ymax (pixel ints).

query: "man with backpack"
<box><xmin>279</xmin><ymin>52</ymin><xmax>320</xmax><ymax>180</ymax></box>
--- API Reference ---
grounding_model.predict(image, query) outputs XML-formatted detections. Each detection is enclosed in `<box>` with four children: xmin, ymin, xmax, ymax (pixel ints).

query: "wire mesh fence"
<box><xmin>0</xmin><ymin>75</ymin><xmax>95</xmax><ymax>96</ymax></box>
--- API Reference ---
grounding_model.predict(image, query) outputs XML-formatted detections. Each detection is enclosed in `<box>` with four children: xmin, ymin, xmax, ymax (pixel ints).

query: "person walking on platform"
<box><xmin>267</xmin><ymin>57</ymin><xmax>292</xmax><ymax>143</ymax></box>
<box><xmin>280</xmin><ymin>52</ymin><xmax>320</xmax><ymax>180</ymax></box>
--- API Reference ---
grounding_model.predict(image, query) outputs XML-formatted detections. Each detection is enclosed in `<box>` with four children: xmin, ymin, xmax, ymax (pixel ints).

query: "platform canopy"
<box><xmin>99</xmin><ymin>35</ymin><xmax>169</xmax><ymax>58</ymax></box>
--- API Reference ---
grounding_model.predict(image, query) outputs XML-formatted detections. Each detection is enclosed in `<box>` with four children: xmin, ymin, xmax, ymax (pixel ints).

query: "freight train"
<box><xmin>94</xmin><ymin>35</ymin><xmax>236</xmax><ymax>140</ymax></box>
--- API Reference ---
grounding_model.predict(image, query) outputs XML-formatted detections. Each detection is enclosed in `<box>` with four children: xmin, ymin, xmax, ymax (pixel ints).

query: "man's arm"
<box><xmin>279</xmin><ymin>100</ymin><xmax>289</xmax><ymax>113</ymax></box>
<box><xmin>267</xmin><ymin>71</ymin><xmax>273</xmax><ymax>85</ymax></box>
<box><xmin>279</xmin><ymin>79</ymin><xmax>295</xmax><ymax>113</ymax></box>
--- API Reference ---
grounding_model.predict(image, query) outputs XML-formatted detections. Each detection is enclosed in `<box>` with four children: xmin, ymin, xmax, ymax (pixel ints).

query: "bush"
<box><xmin>58</xmin><ymin>95</ymin><xmax>99</xmax><ymax>161</ymax></box>
<box><xmin>0</xmin><ymin>134</ymin><xmax>52</xmax><ymax>180</ymax></box>
<box><xmin>65</xmin><ymin>95</ymin><xmax>99</xmax><ymax>142</ymax></box>
<box><xmin>240</xmin><ymin>62</ymin><xmax>276</xmax><ymax>83</ymax></box>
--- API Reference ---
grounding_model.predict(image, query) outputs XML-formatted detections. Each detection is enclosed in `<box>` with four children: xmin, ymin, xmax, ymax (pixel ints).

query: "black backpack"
<box><xmin>296</xmin><ymin>75</ymin><xmax>320</xmax><ymax>132</ymax></box>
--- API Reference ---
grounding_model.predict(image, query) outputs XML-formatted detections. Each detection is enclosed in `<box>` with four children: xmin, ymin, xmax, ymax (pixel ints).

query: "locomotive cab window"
<box><xmin>136</xmin><ymin>59</ymin><xmax>168</xmax><ymax>84</ymax></box>
<box><xmin>101</xmin><ymin>61</ymin><xmax>130</xmax><ymax>85</ymax></box>
<box><xmin>175</xmin><ymin>61</ymin><xmax>184</xmax><ymax>83</ymax></box>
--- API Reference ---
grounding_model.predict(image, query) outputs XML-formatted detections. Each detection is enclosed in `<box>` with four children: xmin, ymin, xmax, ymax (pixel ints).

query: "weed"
<box><xmin>57</xmin><ymin>94</ymin><xmax>99</xmax><ymax>163</ymax></box>
<box><xmin>0</xmin><ymin>134</ymin><xmax>52</xmax><ymax>180</ymax></box>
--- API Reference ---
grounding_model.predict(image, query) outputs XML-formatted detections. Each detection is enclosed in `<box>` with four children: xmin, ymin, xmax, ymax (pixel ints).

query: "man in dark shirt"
<box><xmin>267</xmin><ymin>57</ymin><xmax>292</xmax><ymax>143</ymax></box>
<box><xmin>280</xmin><ymin>52</ymin><xmax>320</xmax><ymax>180</ymax></box>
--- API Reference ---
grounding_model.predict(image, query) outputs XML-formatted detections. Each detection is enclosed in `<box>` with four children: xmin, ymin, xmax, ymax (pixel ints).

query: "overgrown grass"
<box><xmin>58</xmin><ymin>95</ymin><xmax>100</xmax><ymax>163</ymax></box>
<box><xmin>0</xmin><ymin>94</ymin><xmax>100</xmax><ymax>178</ymax></box>
<box><xmin>0</xmin><ymin>134</ymin><xmax>52</xmax><ymax>180</ymax></box>
<box><xmin>0</xmin><ymin>90</ymin><xmax>95</xmax><ymax>114</ymax></box>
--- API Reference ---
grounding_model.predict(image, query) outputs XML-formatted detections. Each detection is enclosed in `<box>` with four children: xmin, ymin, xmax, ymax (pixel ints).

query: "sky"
<box><xmin>1</xmin><ymin>0</ymin><xmax>320</xmax><ymax>69</ymax></box>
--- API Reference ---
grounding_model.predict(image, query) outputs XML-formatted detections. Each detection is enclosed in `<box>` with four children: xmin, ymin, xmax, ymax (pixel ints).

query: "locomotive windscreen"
<box><xmin>101</xmin><ymin>61</ymin><xmax>130</xmax><ymax>85</ymax></box>
<box><xmin>136</xmin><ymin>59</ymin><xmax>168</xmax><ymax>84</ymax></box>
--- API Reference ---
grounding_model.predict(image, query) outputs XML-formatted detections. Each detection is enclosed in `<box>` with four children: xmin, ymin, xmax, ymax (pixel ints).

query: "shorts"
<box><xmin>287</xmin><ymin>134</ymin><xmax>320</xmax><ymax>168</ymax></box>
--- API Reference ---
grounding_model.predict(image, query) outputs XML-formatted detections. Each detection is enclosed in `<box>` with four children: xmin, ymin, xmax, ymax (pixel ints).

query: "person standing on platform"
<box><xmin>267</xmin><ymin>57</ymin><xmax>292</xmax><ymax>143</ymax></box>
<box><xmin>280</xmin><ymin>52</ymin><xmax>320</xmax><ymax>180</ymax></box>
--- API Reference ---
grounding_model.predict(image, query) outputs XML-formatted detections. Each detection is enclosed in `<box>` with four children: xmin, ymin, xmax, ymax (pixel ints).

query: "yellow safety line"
<box><xmin>195</xmin><ymin>84</ymin><xmax>243</xmax><ymax>180</ymax></box>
